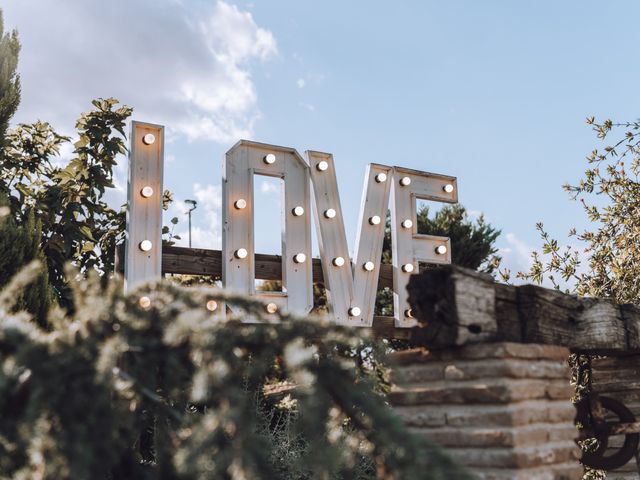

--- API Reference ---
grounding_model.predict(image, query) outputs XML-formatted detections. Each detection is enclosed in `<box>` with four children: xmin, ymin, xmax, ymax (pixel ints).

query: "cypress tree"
<box><xmin>0</xmin><ymin>9</ymin><xmax>20</xmax><ymax>154</ymax></box>
<box><xmin>0</xmin><ymin>194</ymin><xmax>51</xmax><ymax>327</ymax></box>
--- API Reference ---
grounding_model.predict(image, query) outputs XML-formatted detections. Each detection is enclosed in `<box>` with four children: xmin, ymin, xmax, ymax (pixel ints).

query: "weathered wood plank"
<box><xmin>159</xmin><ymin>245</ymin><xmax>394</xmax><ymax>290</ymax></box>
<box><xmin>406</xmin><ymin>264</ymin><xmax>640</xmax><ymax>354</ymax></box>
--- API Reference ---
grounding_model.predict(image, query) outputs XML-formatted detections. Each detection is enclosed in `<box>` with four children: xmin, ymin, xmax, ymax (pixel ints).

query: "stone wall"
<box><xmin>388</xmin><ymin>342</ymin><xmax>582</xmax><ymax>480</ymax></box>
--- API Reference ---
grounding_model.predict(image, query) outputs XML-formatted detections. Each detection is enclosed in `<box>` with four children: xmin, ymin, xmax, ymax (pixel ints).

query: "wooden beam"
<box><xmin>160</xmin><ymin>245</ymin><xmax>394</xmax><ymax>290</ymax></box>
<box><xmin>406</xmin><ymin>264</ymin><xmax>640</xmax><ymax>355</ymax></box>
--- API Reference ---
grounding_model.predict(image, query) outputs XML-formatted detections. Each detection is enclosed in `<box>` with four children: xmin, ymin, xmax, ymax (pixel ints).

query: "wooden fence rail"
<box><xmin>117</xmin><ymin>244</ymin><xmax>405</xmax><ymax>338</ymax></box>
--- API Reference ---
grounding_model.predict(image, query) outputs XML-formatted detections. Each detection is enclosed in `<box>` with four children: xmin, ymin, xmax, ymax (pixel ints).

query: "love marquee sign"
<box><xmin>125</xmin><ymin>122</ymin><xmax>457</xmax><ymax>328</ymax></box>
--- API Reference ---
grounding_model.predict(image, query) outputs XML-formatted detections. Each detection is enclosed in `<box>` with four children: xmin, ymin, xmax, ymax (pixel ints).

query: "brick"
<box><xmin>392</xmin><ymin>358</ymin><xmax>570</xmax><ymax>385</ymax></box>
<box><xmin>389</xmin><ymin>378</ymin><xmax>559</xmax><ymax>405</ymax></box>
<box><xmin>474</xmin><ymin>462</ymin><xmax>583</xmax><ymax>480</ymax></box>
<box><xmin>425</xmin><ymin>343</ymin><xmax>570</xmax><ymax>362</ymax></box>
<box><xmin>446</xmin><ymin>442</ymin><xmax>580</xmax><ymax>469</ymax></box>
<box><xmin>409</xmin><ymin>423</ymin><xmax>576</xmax><ymax>449</ymax></box>
<box><xmin>394</xmin><ymin>400</ymin><xmax>575</xmax><ymax>429</ymax></box>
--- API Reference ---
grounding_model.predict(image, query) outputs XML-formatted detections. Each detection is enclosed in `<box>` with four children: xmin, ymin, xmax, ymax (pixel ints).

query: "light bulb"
<box><xmin>264</xmin><ymin>153</ymin><xmax>276</xmax><ymax>165</ymax></box>
<box><xmin>142</xmin><ymin>133</ymin><xmax>156</xmax><ymax>145</ymax></box>
<box><xmin>332</xmin><ymin>256</ymin><xmax>345</xmax><ymax>267</ymax></box>
<box><xmin>139</xmin><ymin>240</ymin><xmax>153</xmax><ymax>252</ymax></box>
<box><xmin>369</xmin><ymin>215</ymin><xmax>381</xmax><ymax>225</ymax></box>
<box><xmin>266</xmin><ymin>303</ymin><xmax>278</xmax><ymax>314</ymax></box>
<box><xmin>324</xmin><ymin>208</ymin><xmax>336</xmax><ymax>219</ymax></box>
<box><xmin>375</xmin><ymin>172</ymin><xmax>387</xmax><ymax>183</ymax></box>
<box><xmin>348</xmin><ymin>306</ymin><xmax>361</xmax><ymax>317</ymax></box>
<box><xmin>401</xmin><ymin>219</ymin><xmax>413</xmax><ymax>229</ymax></box>
<box><xmin>399</xmin><ymin>176</ymin><xmax>411</xmax><ymax>186</ymax></box>
<box><xmin>293</xmin><ymin>253</ymin><xmax>306</xmax><ymax>263</ymax></box>
<box><xmin>234</xmin><ymin>199</ymin><xmax>247</xmax><ymax>210</ymax></box>
<box><xmin>139</xmin><ymin>296</ymin><xmax>151</xmax><ymax>309</ymax></box>
<box><xmin>363</xmin><ymin>261</ymin><xmax>375</xmax><ymax>271</ymax></box>
<box><xmin>443</xmin><ymin>183</ymin><xmax>454</xmax><ymax>193</ymax></box>
<box><xmin>404</xmin><ymin>308</ymin><xmax>414</xmax><ymax>318</ymax></box>
<box><xmin>435</xmin><ymin>245</ymin><xmax>447</xmax><ymax>255</ymax></box>
<box><xmin>401</xmin><ymin>263</ymin><xmax>414</xmax><ymax>273</ymax></box>
<box><xmin>140</xmin><ymin>186</ymin><xmax>154</xmax><ymax>198</ymax></box>
<box><xmin>292</xmin><ymin>206</ymin><xmax>304</xmax><ymax>216</ymax></box>
<box><xmin>235</xmin><ymin>248</ymin><xmax>248</xmax><ymax>259</ymax></box>
<box><xmin>317</xmin><ymin>160</ymin><xmax>329</xmax><ymax>171</ymax></box>
<box><xmin>206</xmin><ymin>300</ymin><xmax>218</xmax><ymax>312</ymax></box>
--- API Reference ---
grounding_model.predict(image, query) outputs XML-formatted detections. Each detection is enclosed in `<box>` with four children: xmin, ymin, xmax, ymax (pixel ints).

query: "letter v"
<box><xmin>306</xmin><ymin>150</ymin><xmax>392</xmax><ymax>326</ymax></box>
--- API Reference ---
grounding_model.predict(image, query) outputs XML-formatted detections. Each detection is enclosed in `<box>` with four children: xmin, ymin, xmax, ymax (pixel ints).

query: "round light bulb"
<box><xmin>375</xmin><ymin>172</ymin><xmax>387</xmax><ymax>183</ymax></box>
<box><xmin>292</xmin><ymin>206</ymin><xmax>305</xmax><ymax>216</ymax></box>
<box><xmin>317</xmin><ymin>160</ymin><xmax>329</xmax><ymax>171</ymax></box>
<box><xmin>293</xmin><ymin>253</ymin><xmax>306</xmax><ymax>264</ymax></box>
<box><xmin>206</xmin><ymin>300</ymin><xmax>218</xmax><ymax>312</ymax></box>
<box><xmin>324</xmin><ymin>208</ymin><xmax>336</xmax><ymax>219</ymax></box>
<box><xmin>363</xmin><ymin>261</ymin><xmax>375</xmax><ymax>272</ymax></box>
<box><xmin>348</xmin><ymin>306</ymin><xmax>362</xmax><ymax>317</ymax></box>
<box><xmin>332</xmin><ymin>256</ymin><xmax>345</xmax><ymax>267</ymax></box>
<box><xmin>142</xmin><ymin>133</ymin><xmax>156</xmax><ymax>145</ymax></box>
<box><xmin>369</xmin><ymin>215</ymin><xmax>381</xmax><ymax>225</ymax></box>
<box><xmin>401</xmin><ymin>219</ymin><xmax>413</xmax><ymax>229</ymax></box>
<box><xmin>443</xmin><ymin>183</ymin><xmax>454</xmax><ymax>193</ymax></box>
<box><xmin>140</xmin><ymin>186</ymin><xmax>154</xmax><ymax>198</ymax></box>
<box><xmin>234</xmin><ymin>199</ymin><xmax>247</xmax><ymax>210</ymax></box>
<box><xmin>436</xmin><ymin>245</ymin><xmax>448</xmax><ymax>255</ymax></box>
<box><xmin>139</xmin><ymin>296</ymin><xmax>151</xmax><ymax>309</ymax></box>
<box><xmin>139</xmin><ymin>240</ymin><xmax>153</xmax><ymax>252</ymax></box>
<box><xmin>404</xmin><ymin>308</ymin><xmax>414</xmax><ymax>319</ymax></box>
<box><xmin>264</xmin><ymin>153</ymin><xmax>276</xmax><ymax>165</ymax></box>
<box><xmin>266</xmin><ymin>303</ymin><xmax>278</xmax><ymax>314</ymax></box>
<box><xmin>399</xmin><ymin>176</ymin><xmax>411</xmax><ymax>186</ymax></box>
<box><xmin>401</xmin><ymin>263</ymin><xmax>415</xmax><ymax>273</ymax></box>
<box><xmin>235</xmin><ymin>248</ymin><xmax>248</xmax><ymax>259</ymax></box>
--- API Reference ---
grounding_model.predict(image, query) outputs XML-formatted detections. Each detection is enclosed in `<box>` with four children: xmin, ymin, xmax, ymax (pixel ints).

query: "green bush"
<box><xmin>0</xmin><ymin>266</ymin><xmax>471</xmax><ymax>480</ymax></box>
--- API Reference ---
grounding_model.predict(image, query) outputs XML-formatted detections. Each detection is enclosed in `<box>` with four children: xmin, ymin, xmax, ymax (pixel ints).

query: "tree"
<box><xmin>0</xmin><ymin>10</ymin><xmax>20</xmax><ymax>156</ymax></box>
<box><xmin>0</xmin><ymin>194</ymin><xmax>51</xmax><ymax>327</ymax></box>
<box><xmin>517</xmin><ymin>117</ymin><xmax>640</xmax><ymax>303</ymax></box>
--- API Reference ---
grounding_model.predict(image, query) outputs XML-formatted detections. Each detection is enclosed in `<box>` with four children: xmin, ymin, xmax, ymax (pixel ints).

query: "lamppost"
<box><xmin>185</xmin><ymin>199</ymin><xmax>197</xmax><ymax>248</ymax></box>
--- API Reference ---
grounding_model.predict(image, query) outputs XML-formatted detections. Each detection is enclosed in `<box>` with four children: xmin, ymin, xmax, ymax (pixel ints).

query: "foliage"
<box><xmin>516</xmin><ymin>118</ymin><xmax>640</xmax><ymax>303</ymax></box>
<box><xmin>0</xmin><ymin>10</ymin><xmax>20</xmax><ymax>153</ymax></box>
<box><xmin>0</xmin><ymin>99</ymin><xmax>132</xmax><ymax>309</ymax></box>
<box><xmin>0</xmin><ymin>197</ymin><xmax>51</xmax><ymax>327</ymax></box>
<box><xmin>0</xmin><ymin>265</ymin><xmax>470</xmax><ymax>480</ymax></box>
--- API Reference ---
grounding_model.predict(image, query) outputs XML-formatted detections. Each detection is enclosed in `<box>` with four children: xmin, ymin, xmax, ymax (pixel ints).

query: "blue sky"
<box><xmin>5</xmin><ymin>1</ymin><xmax>640</xmax><ymax>275</ymax></box>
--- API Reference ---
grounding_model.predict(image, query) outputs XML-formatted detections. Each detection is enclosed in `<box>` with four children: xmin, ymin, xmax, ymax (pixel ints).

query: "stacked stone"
<box><xmin>388</xmin><ymin>342</ymin><xmax>582</xmax><ymax>480</ymax></box>
<box><xmin>591</xmin><ymin>355</ymin><xmax>640</xmax><ymax>479</ymax></box>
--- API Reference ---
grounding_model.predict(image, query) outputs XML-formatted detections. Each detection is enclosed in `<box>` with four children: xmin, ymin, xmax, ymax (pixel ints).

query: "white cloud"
<box><xmin>4</xmin><ymin>0</ymin><xmax>277</xmax><ymax>143</ymax></box>
<box><xmin>296</xmin><ymin>78</ymin><xmax>305</xmax><ymax>88</ymax></box>
<box><xmin>298</xmin><ymin>102</ymin><xmax>316</xmax><ymax>113</ymax></box>
<box><xmin>260</xmin><ymin>180</ymin><xmax>281</xmax><ymax>195</ymax></box>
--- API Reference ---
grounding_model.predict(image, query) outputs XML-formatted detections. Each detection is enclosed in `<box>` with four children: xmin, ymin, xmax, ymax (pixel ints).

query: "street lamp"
<box><xmin>185</xmin><ymin>199</ymin><xmax>197</xmax><ymax>248</ymax></box>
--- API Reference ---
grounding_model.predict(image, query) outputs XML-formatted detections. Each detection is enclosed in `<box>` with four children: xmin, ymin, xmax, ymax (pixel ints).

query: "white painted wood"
<box><xmin>125</xmin><ymin>121</ymin><xmax>164</xmax><ymax>291</ymax></box>
<box><xmin>352</xmin><ymin>164</ymin><xmax>393</xmax><ymax>326</ymax></box>
<box><xmin>307</xmin><ymin>153</ymin><xmax>392</xmax><ymax>326</ymax></box>
<box><xmin>390</xmin><ymin>166</ymin><xmax>458</xmax><ymax>327</ymax></box>
<box><xmin>223</xmin><ymin>140</ymin><xmax>312</xmax><ymax>316</ymax></box>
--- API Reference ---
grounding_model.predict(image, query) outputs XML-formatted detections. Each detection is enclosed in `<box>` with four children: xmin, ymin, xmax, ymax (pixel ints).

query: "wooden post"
<box><xmin>125</xmin><ymin>121</ymin><xmax>164</xmax><ymax>292</ymax></box>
